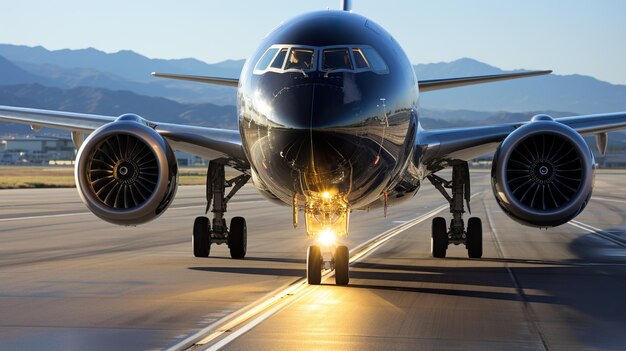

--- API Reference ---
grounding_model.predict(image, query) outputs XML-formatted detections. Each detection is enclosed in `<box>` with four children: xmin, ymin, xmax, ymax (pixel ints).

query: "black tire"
<box><xmin>466</xmin><ymin>217</ymin><xmax>483</xmax><ymax>258</ymax></box>
<box><xmin>431</xmin><ymin>217</ymin><xmax>448</xmax><ymax>258</ymax></box>
<box><xmin>307</xmin><ymin>245</ymin><xmax>322</xmax><ymax>285</ymax></box>
<box><xmin>334</xmin><ymin>245</ymin><xmax>349</xmax><ymax>286</ymax></box>
<box><xmin>228</xmin><ymin>216</ymin><xmax>247</xmax><ymax>259</ymax></box>
<box><xmin>193</xmin><ymin>216</ymin><xmax>210</xmax><ymax>257</ymax></box>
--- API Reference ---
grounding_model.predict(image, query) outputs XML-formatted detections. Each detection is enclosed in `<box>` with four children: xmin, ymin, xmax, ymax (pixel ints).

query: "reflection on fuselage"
<box><xmin>238</xmin><ymin>11</ymin><xmax>421</xmax><ymax>211</ymax></box>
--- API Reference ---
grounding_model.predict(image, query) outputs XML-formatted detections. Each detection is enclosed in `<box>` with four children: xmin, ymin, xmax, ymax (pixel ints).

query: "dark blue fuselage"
<box><xmin>238</xmin><ymin>11</ymin><xmax>420</xmax><ymax>209</ymax></box>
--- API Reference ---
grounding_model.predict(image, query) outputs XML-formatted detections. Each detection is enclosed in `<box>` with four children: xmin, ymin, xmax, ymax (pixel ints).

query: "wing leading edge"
<box><xmin>0</xmin><ymin>105</ymin><xmax>248</xmax><ymax>169</ymax></box>
<box><xmin>151</xmin><ymin>69</ymin><xmax>551</xmax><ymax>93</ymax></box>
<box><xmin>418</xmin><ymin>70</ymin><xmax>552</xmax><ymax>92</ymax></box>
<box><xmin>151</xmin><ymin>72</ymin><xmax>239</xmax><ymax>87</ymax></box>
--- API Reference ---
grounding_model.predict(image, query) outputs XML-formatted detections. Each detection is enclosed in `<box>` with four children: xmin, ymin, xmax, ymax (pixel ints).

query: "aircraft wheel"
<box><xmin>466</xmin><ymin>217</ymin><xmax>483</xmax><ymax>258</ymax></box>
<box><xmin>334</xmin><ymin>245</ymin><xmax>349</xmax><ymax>286</ymax></box>
<box><xmin>307</xmin><ymin>245</ymin><xmax>322</xmax><ymax>285</ymax></box>
<box><xmin>228</xmin><ymin>217</ymin><xmax>247</xmax><ymax>259</ymax></box>
<box><xmin>193</xmin><ymin>216</ymin><xmax>210</xmax><ymax>257</ymax></box>
<box><xmin>431</xmin><ymin>216</ymin><xmax>448</xmax><ymax>258</ymax></box>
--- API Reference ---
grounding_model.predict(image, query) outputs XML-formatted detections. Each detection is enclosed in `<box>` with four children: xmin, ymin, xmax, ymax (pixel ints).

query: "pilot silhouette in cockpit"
<box><xmin>288</xmin><ymin>50</ymin><xmax>312</xmax><ymax>70</ymax></box>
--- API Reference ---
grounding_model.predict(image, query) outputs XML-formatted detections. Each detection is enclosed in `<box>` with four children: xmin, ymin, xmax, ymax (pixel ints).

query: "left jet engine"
<box><xmin>75</xmin><ymin>114</ymin><xmax>178</xmax><ymax>225</ymax></box>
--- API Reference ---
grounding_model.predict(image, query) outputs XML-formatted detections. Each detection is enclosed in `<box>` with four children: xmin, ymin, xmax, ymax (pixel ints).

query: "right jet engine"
<box><xmin>491</xmin><ymin>115</ymin><xmax>595</xmax><ymax>227</ymax></box>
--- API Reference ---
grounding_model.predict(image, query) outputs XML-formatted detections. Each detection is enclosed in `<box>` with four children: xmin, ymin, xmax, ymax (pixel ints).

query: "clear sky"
<box><xmin>2</xmin><ymin>0</ymin><xmax>626</xmax><ymax>84</ymax></box>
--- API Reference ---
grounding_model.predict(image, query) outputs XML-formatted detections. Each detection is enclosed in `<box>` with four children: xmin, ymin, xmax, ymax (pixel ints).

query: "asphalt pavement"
<box><xmin>1</xmin><ymin>171</ymin><xmax>625</xmax><ymax>350</ymax></box>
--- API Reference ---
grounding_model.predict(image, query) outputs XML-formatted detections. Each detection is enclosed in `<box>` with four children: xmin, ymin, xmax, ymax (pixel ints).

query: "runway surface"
<box><xmin>0</xmin><ymin>171</ymin><xmax>625</xmax><ymax>350</ymax></box>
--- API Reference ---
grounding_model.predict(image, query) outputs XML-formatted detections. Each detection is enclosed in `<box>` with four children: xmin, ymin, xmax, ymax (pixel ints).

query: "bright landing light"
<box><xmin>318</xmin><ymin>229</ymin><xmax>336</xmax><ymax>247</ymax></box>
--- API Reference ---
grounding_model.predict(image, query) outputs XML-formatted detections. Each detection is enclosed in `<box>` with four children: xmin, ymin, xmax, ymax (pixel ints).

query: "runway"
<box><xmin>1</xmin><ymin>172</ymin><xmax>625</xmax><ymax>350</ymax></box>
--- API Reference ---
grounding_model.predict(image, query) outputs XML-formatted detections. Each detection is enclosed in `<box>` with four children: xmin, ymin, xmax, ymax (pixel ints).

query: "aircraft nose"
<box><xmin>269</xmin><ymin>83</ymin><xmax>314</xmax><ymax>129</ymax></box>
<box><xmin>271</xmin><ymin>83</ymin><xmax>352</xmax><ymax>129</ymax></box>
<box><xmin>266</xmin><ymin>83</ymin><xmax>362</xmax><ymax>186</ymax></box>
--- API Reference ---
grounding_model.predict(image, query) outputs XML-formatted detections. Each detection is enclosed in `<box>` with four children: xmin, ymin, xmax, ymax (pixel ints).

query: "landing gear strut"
<box><xmin>427</xmin><ymin>162</ymin><xmax>483</xmax><ymax>258</ymax></box>
<box><xmin>193</xmin><ymin>160</ymin><xmax>250</xmax><ymax>259</ymax></box>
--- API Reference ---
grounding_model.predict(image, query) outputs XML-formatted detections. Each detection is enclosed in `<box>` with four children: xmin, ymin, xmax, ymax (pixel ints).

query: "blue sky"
<box><xmin>2</xmin><ymin>0</ymin><xmax>626</xmax><ymax>84</ymax></box>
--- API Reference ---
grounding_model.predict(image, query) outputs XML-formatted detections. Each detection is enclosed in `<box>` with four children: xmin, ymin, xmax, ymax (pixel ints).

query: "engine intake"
<box><xmin>491</xmin><ymin>116</ymin><xmax>594</xmax><ymax>227</ymax></box>
<box><xmin>75</xmin><ymin>114</ymin><xmax>178</xmax><ymax>225</ymax></box>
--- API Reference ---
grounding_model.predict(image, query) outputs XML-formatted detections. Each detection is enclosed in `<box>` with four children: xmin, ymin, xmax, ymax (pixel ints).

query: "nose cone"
<box><xmin>270</xmin><ymin>83</ymin><xmax>314</xmax><ymax>129</ymax></box>
<box><xmin>268</xmin><ymin>83</ymin><xmax>363</xmax><ymax>178</ymax></box>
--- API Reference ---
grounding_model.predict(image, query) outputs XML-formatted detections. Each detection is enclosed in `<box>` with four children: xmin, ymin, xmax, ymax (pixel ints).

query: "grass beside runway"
<box><xmin>1</xmin><ymin>166</ymin><xmax>625</xmax><ymax>189</ymax></box>
<box><xmin>0</xmin><ymin>166</ymin><xmax>215</xmax><ymax>189</ymax></box>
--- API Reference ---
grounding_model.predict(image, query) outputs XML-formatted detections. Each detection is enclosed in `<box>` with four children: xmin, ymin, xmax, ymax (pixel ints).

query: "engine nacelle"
<box><xmin>491</xmin><ymin>115</ymin><xmax>594</xmax><ymax>227</ymax></box>
<box><xmin>75</xmin><ymin>114</ymin><xmax>178</xmax><ymax>226</ymax></box>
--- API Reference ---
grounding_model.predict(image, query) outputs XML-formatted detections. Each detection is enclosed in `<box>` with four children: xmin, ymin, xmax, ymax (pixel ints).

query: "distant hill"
<box><xmin>415</xmin><ymin>58</ymin><xmax>626</xmax><ymax>114</ymax></box>
<box><xmin>0</xmin><ymin>44</ymin><xmax>241</xmax><ymax>105</ymax></box>
<box><xmin>0</xmin><ymin>44</ymin><xmax>243</xmax><ymax>81</ymax></box>
<box><xmin>0</xmin><ymin>55</ymin><xmax>58</xmax><ymax>87</ymax></box>
<box><xmin>1</xmin><ymin>45</ymin><xmax>626</xmax><ymax>114</ymax></box>
<box><xmin>0</xmin><ymin>84</ymin><xmax>237</xmax><ymax>135</ymax></box>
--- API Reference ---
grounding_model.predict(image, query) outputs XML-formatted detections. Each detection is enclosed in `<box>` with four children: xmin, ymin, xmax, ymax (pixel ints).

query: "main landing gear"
<box><xmin>193</xmin><ymin>160</ymin><xmax>251</xmax><ymax>259</ymax></box>
<box><xmin>427</xmin><ymin>162</ymin><xmax>483</xmax><ymax>259</ymax></box>
<box><xmin>307</xmin><ymin>244</ymin><xmax>349</xmax><ymax>286</ymax></box>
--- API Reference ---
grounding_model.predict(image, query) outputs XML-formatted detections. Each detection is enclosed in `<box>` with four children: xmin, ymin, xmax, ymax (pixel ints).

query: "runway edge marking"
<box><xmin>591</xmin><ymin>196</ymin><xmax>626</xmax><ymax>205</ymax></box>
<box><xmin>569</xmin><ymin>220</ymin><xmax>626</xmax><ymax>248</ymax></box>
<box><xmin>167</xmin><ymin>200</ymin><xmax>465</xmax><ymax>351</ymax></box>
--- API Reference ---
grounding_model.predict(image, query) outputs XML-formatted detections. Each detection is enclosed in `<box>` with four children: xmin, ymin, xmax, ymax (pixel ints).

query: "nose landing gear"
<box><xmin>334</xmin><ymin>245</ymin><xmax>350</xmax><ymax>286</ymax></box>
<box><xmin>306</xmin><ymin>244</ymin><xmax>350</xmax><ymax>286</ymax></box>
<box><xmin>303</xmin><ymin>192</ymin><xmax>351</xmax><ymax>286</ymax></box>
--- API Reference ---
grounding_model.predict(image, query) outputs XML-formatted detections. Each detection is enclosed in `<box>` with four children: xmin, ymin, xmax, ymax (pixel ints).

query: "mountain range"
<box><xmin>0</xmin><ymin>44</ymin><xmax>240</xmax><ymax>105</ymax></box>
<box><xmin>2</xmin><ymin>44</ymin><xmax>626</xmax><ymax>114</ymax></box>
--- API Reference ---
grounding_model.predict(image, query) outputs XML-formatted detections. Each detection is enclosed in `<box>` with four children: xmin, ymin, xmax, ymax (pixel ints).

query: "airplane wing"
<box><xmin>151</xmin><ymin>72</ymin><xmax>239</xmax><ymax>87</ymax></box>
<box><xmin>0</xmin><ymin>105</ymin><xmax>248</xmax><ymax>170</ymax></box>
<box><xmin>418</xmin><ymin>70</ymin><xmax>552</xmax><ymax>92</ymax></box>
<box><xmin>150</xmin><ymin>70</ymin><xmax>552</xmax><ymax>91</ymax></box>
<box><xmin>420</xmin><ymin>112</ymin><xmax>626</xmax><ymax>170</ymax></box>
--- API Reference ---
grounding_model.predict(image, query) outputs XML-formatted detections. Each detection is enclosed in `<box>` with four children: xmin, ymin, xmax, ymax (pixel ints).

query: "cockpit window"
<box><xmin>254</xmin><ymin>47</ymin><xmax>279</xmax><ymax>71</ymax></box>
<box><xmin>270</xmin><ymin>48</ymin><xmax>288</xmax><ymax>69</ymax></box>
<box><xmin>253</xmin><ymin>45</ymin><xmax>388</xmax><ymax>75</ymax></box>
<box><xmin>285</xmin><ymin>48</ymin><xmax>315</xmax><ymax>70</ymax></box>
<box><xmin>352</xmin><ymin>48</ymin><xmax>369</xmax><ymax>69</ymax></box>
<box><xmin>322</xmin><ymin>48</ymin><xmax>352</xmax><ymax>71</ymax></box>
<box><xmin>360</xmin><ymin>47</ymin><xmax>387</xmax><ymax>73</ymax></box>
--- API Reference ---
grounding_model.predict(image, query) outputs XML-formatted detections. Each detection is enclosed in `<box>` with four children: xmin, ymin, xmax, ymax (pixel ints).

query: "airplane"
<box><xmin>1</xmin><ymin>1</ymin><xmax>625</xmax><ymax>286</ymax></box>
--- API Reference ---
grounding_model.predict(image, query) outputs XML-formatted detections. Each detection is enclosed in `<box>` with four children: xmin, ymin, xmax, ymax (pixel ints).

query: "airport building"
<box><xmin>0</xmin><ymin>136</ymin><xmax>75</xmax><ymax>165</ymax></box>
<box><xmin>0</xmin><ymin>136</ymin><xmax>206</xmax><ymax>166</ymax></box>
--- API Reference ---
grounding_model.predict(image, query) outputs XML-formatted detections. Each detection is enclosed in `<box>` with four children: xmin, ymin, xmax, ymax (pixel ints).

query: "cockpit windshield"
<box><xmin>253</xmin><ymin>44</ymin><xmax>388</xmax><ymax>75</ymax></box>
<box><xmin>285</xmin><ymin>48</ymin><xmax>315</xmax><ymax>70</ymax></box>
<box><xmin>270</xmin><ymin>48</ymin><xmax>288</xmax><ymax>69</ymax></box>
<box><xmin>322</xmin><ymin>48</ymin><xmax>352</xmax><ymax>71</ymax></box>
